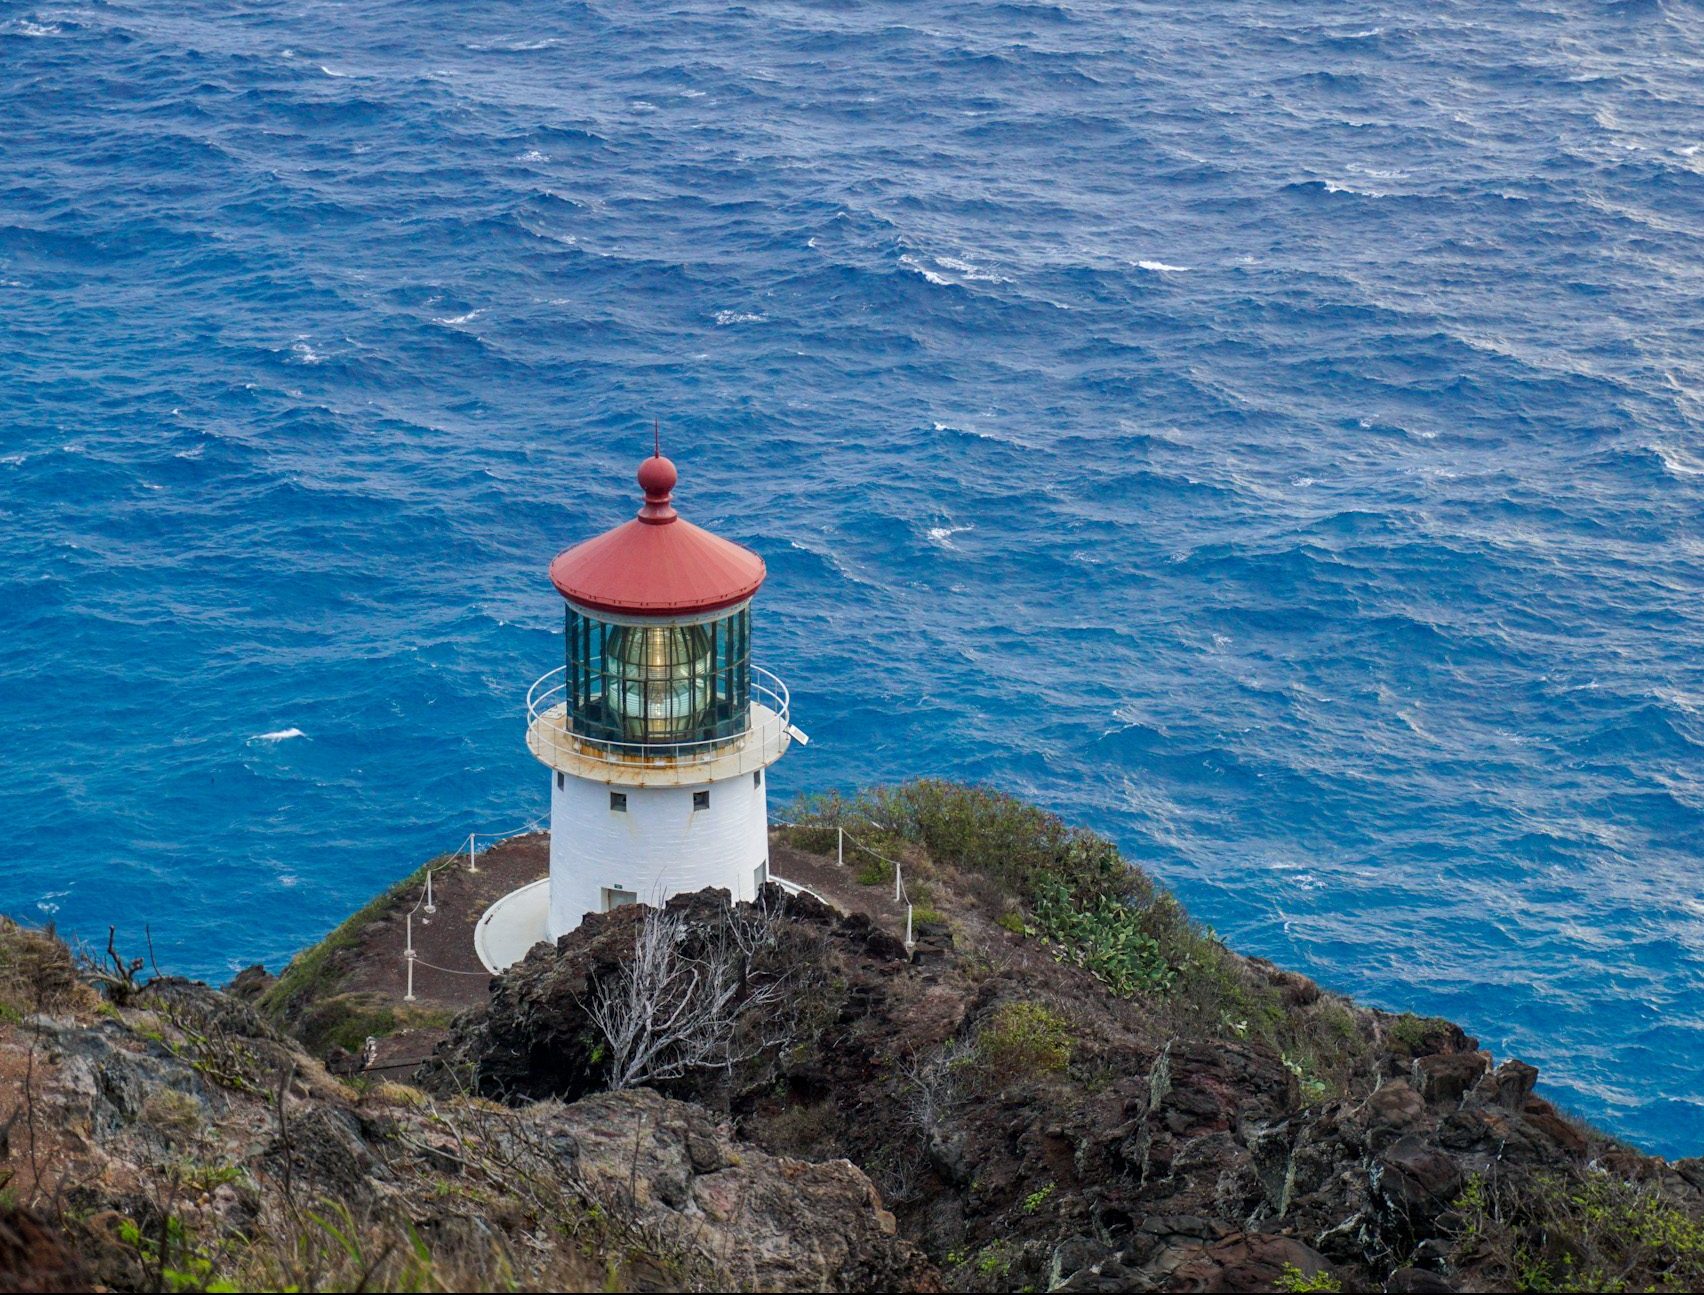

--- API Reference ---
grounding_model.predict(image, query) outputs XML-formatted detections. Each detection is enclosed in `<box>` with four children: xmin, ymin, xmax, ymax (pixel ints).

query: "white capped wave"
<box><xmin>434</xmin><ymin>309</ymin><xmax>484</xmax><ymax>327</ymax></box>
<box><xmin>899</xmin><ymin>252</ymin><xmax>1007</xmax><ymax>286</ymax></box>
<box><xmin>1136</xmin><ymin>259</ymin><xmax>1190</xmax><ymax>272</ymax></box>
<box><xmin>252</xmin><ymin>727</ymin><xmax>306</xmax><ymax>743</ymax></box>
<box><xmin>714</xmin><ymin>310</ymin><xmax>765</xmax><ymax>325</ymax></box>
<box><xmin>786</xmin><ymin>538</ymin><xmax>877</xmax><ymax>588</ymax></box>
<box><xmin>899</xmin><ymin>254</ymin><xmax>953</xmax><ymax>286</ymax></box>
<box><xmin>1648</xmin><ymin>442</ymin><xmax>1703</xmax><ymax>478</ymax></box>
<box><xmin>516</xmin><ymin>149</ymin><xmax>549</xmax><ymax>162</ymax></box>
<box><xmin>6</xmin><ymin>20</ymin><xmax>60</xmax><ymax>36</ymax></box>
<box><xmin>934</xmin><ymin>254</ymin><xmax>1007</xmax><ymax>283</ymax></box>
<box><xmin>465</xmin><ymin>37</ymin><xmax>562</xmax><ymax>51</ymax></box>
<box><xmin>320</xmin><ymin>65</ymin><xmax>358</xmax><ymax>78</ymax></box>
<box><xmin>926</xmin><ymin>523</ymin><xmax>973</xmax><ymax>550</ymax></box>
<box><xmin>1322</xmin><ymin>178</ymin><xmax>1386</xmax><ymax>198</ymax></box>
<box><xmin>289</xmin><ymin>338</ymin><xmax>322</xmax><ymax>364</ymax></box>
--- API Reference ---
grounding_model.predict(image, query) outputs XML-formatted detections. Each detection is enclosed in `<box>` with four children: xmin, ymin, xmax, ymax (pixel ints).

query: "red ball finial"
<box><xmin>636</xmin><ymin>452</ymin><xmax>678</xmax><ymax>523</ymax></box>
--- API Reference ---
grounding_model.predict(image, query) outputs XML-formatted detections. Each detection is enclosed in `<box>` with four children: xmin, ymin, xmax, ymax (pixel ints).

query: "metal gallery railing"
<box><xmin>525</xmin><ymin>663</ymin><xmax>791</xmax><ymax>768</ymax></box>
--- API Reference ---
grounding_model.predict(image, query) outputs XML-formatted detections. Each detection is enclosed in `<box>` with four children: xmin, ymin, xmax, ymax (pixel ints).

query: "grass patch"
<box><xmin>292</xmin><ymin>995</ymin><xmax>453</xmax><ymax>1057</ymax></box>
<box><xmin>258</xmin><ymin>858</ymin><xmax>447</xmax><ymax>1032</ymax></box>
<box><xmin>1389</xmin><ymin>1012</ymin><xmax>1454</xmax><ymax>1054</ymax></box>
<box><xmin>787</xmin><ymin>781</ymin><xmax>1205</xmax><ymax>994</ymax></box>
<box><xmin>974</xmin><ymin>1001</ymin><xmax>1071</xmax><ymax>1081</ymax></box>
<box><xmin>0</xmin><ymin>917</ymin><xmax>91</xmax><ymax>1017</ymax></box>
<box><xmin>140</xmin><ymin>1089</ymin><xmax>204</xmax><ymax>1144</ymax></box>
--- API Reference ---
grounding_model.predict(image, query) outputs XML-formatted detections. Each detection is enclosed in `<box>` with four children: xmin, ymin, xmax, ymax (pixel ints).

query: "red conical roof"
<box><xmin>548</xmin><ymin>453</ymin><xmax>766</xmax><ymax>617</ymax></box>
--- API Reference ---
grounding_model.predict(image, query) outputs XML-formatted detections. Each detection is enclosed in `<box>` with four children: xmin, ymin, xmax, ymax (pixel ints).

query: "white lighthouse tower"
<box><xmin>476</xmin><ymin>447</ymin><xmax>796</xmax><ymax>971</ymax></box>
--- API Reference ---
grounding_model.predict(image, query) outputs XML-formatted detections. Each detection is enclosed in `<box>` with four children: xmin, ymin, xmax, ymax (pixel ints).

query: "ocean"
<box><xmin>1</xmin><ymin>0</ymin><xmax>1699</xmax><ymax>1156</ymax></box>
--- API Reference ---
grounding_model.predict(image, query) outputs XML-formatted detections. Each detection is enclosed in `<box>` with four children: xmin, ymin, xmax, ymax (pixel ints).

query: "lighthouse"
<box><xmin>476</xmin><ymin>447</ymin><xmax>798</xmax><ymax>971</ymax></box>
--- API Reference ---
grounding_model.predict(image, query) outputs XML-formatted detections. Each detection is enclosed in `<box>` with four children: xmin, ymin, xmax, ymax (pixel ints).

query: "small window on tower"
<box><xmin>693</xmin><ymin>790</ymin><xmax>710</xmax><ymax>811</ymax></box>
<box><xmin>557</xmin><ymin>772</ymin><xmax>565</xmax><ymax>791</ymax></box>
<box><xmin>753</xmin><ymin>769</ymin><xmax>762</xmax><ymax>788</ymax></box>
<box><xmin>610</xmin><ymin>792</ymin><xmax>627</xmax><ymax>812</ymax></box>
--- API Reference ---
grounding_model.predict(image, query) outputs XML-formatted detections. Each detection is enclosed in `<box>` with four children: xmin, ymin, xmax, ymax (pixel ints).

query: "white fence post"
<box><xmin>894</xmin><ymin>861</ymin><xmax>903</xmax><ymax>905</ymax></box>
<box><xmin>424</xmin><ymin>867</ymin><xmax>436</xmax><ymax>916</ymax></box>
<box><xmin>404</xmin><ymin>912</ymin><xmax>417</xmax><ymax>1002</ymax></box>
<box><xmin>467</xmin><ymin>832</ymin><xmax>478</xmax><ymax>874</ymax></box>
<box><xmin>837</xmin><ymin>826</ymin><xmax>844</xmax><ymax>868</ymax></box>
<box><xmin>906</xmin><ymin>906</ymin><xmax>913</xmax><ymax>949</ymax></box>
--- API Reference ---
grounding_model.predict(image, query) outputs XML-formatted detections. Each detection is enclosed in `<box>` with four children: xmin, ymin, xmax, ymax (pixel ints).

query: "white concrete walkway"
<box><xmin>475</xmin><ymin>878</ymin><xmax>551</xmax><ymax>973</ymax></box>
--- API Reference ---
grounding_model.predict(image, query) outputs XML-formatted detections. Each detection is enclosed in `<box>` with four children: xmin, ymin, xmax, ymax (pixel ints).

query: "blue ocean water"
<box><xmin>2</xmin><ymin>0</ymin><xmax>1701</xmax><ymax>1155</ymax></box>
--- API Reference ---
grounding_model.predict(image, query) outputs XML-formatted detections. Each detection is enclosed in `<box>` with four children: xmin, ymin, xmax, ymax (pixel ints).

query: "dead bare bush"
<box><xmin>589</xmin><ymin>901</ymin><xmax>796</xmax><ymax>1092</ymax></box>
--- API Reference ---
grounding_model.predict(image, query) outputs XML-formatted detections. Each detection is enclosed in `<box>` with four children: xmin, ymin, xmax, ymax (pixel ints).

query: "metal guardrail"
<box><xmin>402</xmin><ymin>811</ymin><xmax>547</xmax><ymax>1003</ymax></box>
<box><xmin>772</xmin><ymin>818</ymin><xmax>915</xmax><ymax>950</ymax></box>
<box><xmin>526</xmin><ymin>664</ymin><xmax>791</xmax><ymax>769</ymax></box>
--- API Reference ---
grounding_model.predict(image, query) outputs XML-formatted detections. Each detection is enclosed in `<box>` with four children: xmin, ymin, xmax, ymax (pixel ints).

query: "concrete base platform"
<box><xmin>475</xmin><ymin>878</ymin><xmax>551</xmax><ymax>973</ymax></box>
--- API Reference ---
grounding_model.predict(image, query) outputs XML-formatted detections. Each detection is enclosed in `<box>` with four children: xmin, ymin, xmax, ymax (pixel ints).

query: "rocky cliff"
<box><xmin>2</xmin><ymin>781</ymin><xmax>1700</xmax><ymax>1293</ymax></box>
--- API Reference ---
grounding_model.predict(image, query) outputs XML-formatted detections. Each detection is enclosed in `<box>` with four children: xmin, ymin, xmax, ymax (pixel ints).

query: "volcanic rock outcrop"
<box><xmin>3</xmin><ymin>783</ymin><xmax>1701</xmax><ymax>1292</ymax></box>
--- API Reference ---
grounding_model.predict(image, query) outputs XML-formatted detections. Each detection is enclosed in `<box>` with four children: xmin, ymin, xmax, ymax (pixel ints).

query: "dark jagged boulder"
<box><xmin>0</xmin><ymin>1208</ymin><xmax>87</xmax><ymax>1294</ymax></box>
<box><xmin>223</xmin><ymin>963</ymin><xmax>275</xmax><ymax>1001</ymax></box>
<box><xmin>424</xmin><ymin>885</ymin><xmax>841</xmax><ymax>1104</ymax></box>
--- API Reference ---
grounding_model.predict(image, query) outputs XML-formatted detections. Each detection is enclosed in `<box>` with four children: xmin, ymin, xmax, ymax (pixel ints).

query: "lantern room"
<box><xmin>544</xmin><ymin>450</ymin><xmax>770</xmax><ymax>755</ymax></box>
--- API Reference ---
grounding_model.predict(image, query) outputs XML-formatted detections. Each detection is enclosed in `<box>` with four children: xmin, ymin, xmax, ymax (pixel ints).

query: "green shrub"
<box><xmin>1030</xmin><ymin>879</ymin><xmax>1175</xmax><ymax>997</ymax></box>
<box><xmin>1275</xmin><ymin>1263</ymin><xmax>1342</xmax><ymax>1292</ymax></box>
<box><xmin>1389</xmin><ymin>1012</ymin><xmax>1453</xmax><ymax>1053</ymax></box>
<box><xmin>1449</xmin><ymin>1169</ymin><xmax>1704</xmax><ymax>1293</ymax></box>
<box><xmin>854</xmin><ymin>856</ymin><xmax>895</xmax><ymax>887</ymax></box>
<box><xmin>974</xmin><ymin>1001</ymin><xmax>1071</xmax><ymax>1080</ymax></box>
<box><xmin>1022</xmin><ymin>1183</ymin><xmax>1056</xmax><ymax>1214</ymax></box>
